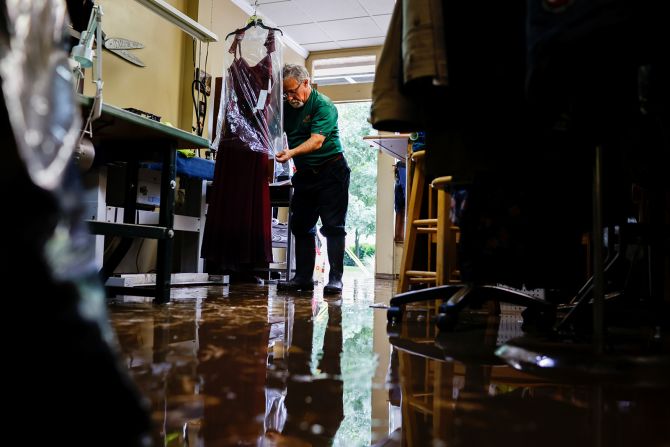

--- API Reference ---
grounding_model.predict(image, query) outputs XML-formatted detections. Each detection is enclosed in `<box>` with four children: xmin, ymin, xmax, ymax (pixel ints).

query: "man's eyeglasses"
<box><xmin>283</xmin><ymin>81</ymin><xmax>303</xmax><ymax>100</ymax></box>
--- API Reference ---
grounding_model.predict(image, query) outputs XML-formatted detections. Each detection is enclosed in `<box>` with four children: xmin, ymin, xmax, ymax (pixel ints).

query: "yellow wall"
<box><xmin>314</xmin><ymin>84</ymin><xmax>374</xmax><ymax>103</ymax></box>
<box><xmin>84</xmin><ymin>0</ymin><xmax>189</xmax><ymax>128</ymax></box>
<box><xmin>84</xmin><ymin>0</ymin><xmax>305</xmax><ymax>136</ymax></box>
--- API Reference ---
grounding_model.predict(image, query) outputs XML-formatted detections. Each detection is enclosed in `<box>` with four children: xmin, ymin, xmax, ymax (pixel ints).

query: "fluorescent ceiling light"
<box><xmin>134</xmin><ymin>0</ymin><xmax>218</xmax><ymax>42</ymax></box>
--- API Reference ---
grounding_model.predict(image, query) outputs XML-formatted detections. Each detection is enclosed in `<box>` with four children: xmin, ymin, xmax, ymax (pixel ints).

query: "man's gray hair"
<box><xmin>283</xmin><ymin>64</ymin><xmax>310</xmax><ymax>83</ymax></box>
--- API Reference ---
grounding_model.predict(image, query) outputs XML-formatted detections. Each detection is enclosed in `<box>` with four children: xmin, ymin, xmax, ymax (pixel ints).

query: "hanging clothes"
<box><xmin>370</xmin><ymin>0</ymin><xmax>447</xmax><ymax>132</ymax></box>
<box><xmin>202</xmin><ymin>29</ymin><xmax>280</xmax><ymax>272</ymax></box>
<box><xmin>370</xmin><ymin>1</ymin><xmax>589</xmax><ymax>294</ymax></box>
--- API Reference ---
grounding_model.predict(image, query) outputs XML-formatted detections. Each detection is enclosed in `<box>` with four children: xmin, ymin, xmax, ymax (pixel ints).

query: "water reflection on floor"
<box><xmin>384</xmin><ymin>304</ymin><xmax>670</xmax><ymax>447</ymax></box>
<box><xmin>109</xmin><ymin>279</ymin><xmax>670</xmax><ymax>446</ymax></box>
<box><xmin>109</xmin><ymin>277</ymin><xmax>391</xmax><ymax>446</ymax></box>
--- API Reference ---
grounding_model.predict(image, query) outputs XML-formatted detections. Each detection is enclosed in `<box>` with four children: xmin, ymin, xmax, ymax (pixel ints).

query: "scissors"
<box><xmin>102</xmin><ymin>32</ymin><xmax>146</xmax><ymax>67</ymax></box>
<box><xmin>69</xmin><ymin>26</ymin><xmax>146</xmax><ymax>67</ymax></box>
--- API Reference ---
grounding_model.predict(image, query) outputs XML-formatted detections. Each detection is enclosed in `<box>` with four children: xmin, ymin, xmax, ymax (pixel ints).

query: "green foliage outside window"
<box><xmin>335</xmin><ymin>102</ymin><xmax>377</xmax><ymax>261</ymax></box>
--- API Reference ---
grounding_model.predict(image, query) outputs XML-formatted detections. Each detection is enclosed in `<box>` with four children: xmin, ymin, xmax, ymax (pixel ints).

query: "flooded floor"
<box><xmin>108</xmin><ymin>277</ymin><xmax>670</xmax><ymax>446</ymax></box>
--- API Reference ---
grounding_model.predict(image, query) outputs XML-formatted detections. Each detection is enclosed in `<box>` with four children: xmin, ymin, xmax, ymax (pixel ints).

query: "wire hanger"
<box><xmin>225</xmin><ymin>0</ymin><xmax>283</xmax><ymax>40</ymax></box>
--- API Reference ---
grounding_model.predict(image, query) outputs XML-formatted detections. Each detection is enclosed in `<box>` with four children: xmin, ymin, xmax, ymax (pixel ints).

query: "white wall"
<box><xmin>375</xmin><ymin>151</ymin><xmax>396</xmax><ymax>277</ymax></box>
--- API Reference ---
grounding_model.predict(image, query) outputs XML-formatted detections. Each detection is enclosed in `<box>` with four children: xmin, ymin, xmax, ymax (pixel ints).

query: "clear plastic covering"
<box><xmin>0</xmin><ymin>0</ymin><xmax>119</xmax><ymax>346</ymax></box>
<box><xmin>0</xmin><ymin>0</ymin><xmax>80</xmax><ymax>191</ymax></box>
<box><xmin>212</xmin><ymin>25</ymin><xmax>284</xmax><ymax>155</ymax></box>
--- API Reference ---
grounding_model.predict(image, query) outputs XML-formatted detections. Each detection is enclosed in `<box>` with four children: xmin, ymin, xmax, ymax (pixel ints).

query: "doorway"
<box><xmin>334</xmin><ymin>101</ymin><xmax>377</xmax><ymax>279</ymax></box>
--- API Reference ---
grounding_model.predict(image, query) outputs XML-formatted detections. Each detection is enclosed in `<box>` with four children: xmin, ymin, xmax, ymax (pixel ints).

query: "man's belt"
<box><xmin>308</xmin><ymin>153</ymin><xmax>343</xmax><ymax>173</ymax></box>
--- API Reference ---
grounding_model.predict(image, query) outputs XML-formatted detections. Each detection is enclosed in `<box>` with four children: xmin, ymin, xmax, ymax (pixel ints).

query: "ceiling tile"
<box><xmin>336</xmin><ymin>36</ymin><xmax>385</xmax><ymax>49</ymax></box>
<box><xmin>234</xmin><ymin>0</ymin><xmax>393</xmax><ymax>52</ymax></box>
<box><xmin>293</xmin><ymin>0</ymin><xmax>367</xmax><ymax>22</ymax></box>
<box><xmin>371</xmin><ymin>14</ymin><xmax>391</xmax><ymax>33</ymax></box>
<box><xmin>281</xmin><ymin>23</ymin><xmax>332</xmax><ymax>44</ymax></box>
<box><xmin>319</xmin><ymin>17</ymin><xmax>382</xmax><ymax>40</ymax></box>
<box><xmin>257</xmin><ymin>2</ymin><xmax>314</xmax><ymax>26</ymax></box>
<box><xmin>356</xmin><ymin>0</ymin><xmax>395</xmax><ymax>16</ymax></box>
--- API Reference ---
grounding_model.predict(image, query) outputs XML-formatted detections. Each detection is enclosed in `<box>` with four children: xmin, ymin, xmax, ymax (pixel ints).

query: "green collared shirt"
<box><xmin>284</xmin><ymin>89</ymin><xmax>343</xmax><ymax>169</ymax></box>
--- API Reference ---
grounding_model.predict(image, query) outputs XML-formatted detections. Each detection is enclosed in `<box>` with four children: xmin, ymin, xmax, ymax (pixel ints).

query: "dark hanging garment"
<box><xmin>202</xmin><ymin>30</ymin><xmax>278</xmax><ymax>272</ymax></box>
<box><xmin>526</xmin><ymin>0</ymin><xmax>664</xmax><ymax>137</ymax></box>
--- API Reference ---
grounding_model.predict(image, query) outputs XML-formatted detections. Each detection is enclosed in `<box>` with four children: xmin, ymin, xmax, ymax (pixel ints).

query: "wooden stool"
<box><xmin>432</xmin><ymin>176</ymin><xmax>460</xmax><ymax>287</ymax></box>
<box><xmin>397</xmin><ymin>151</ymin><xmax>460</xmax><ymax>293</ymax></box>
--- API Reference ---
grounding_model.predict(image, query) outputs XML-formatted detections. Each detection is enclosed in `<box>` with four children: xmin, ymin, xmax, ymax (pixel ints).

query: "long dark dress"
<box><xmin>202</xmin><ymin>30</ymin><xmax>278</xmax><ymax>272</ymax></box>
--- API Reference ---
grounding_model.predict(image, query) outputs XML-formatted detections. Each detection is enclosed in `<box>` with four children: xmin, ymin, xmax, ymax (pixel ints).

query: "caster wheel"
<box><xmin>438</xmin><ymin>301</ymin><xmax>451</xmax><ymax>314</ymax></box>
<box><xmin>386</xmin><ymin>321</ymin><xmax>400</xmax><ymax>337</ymax></box>
<box><xmin>435</xmin><ymin>311</ymin><xmax>458</xmax><ymax>331</ymax></box>
<box><xmin>387</xmin><ymin>306</ymin><xmax>402</xmax><ymax>323</ymax></box>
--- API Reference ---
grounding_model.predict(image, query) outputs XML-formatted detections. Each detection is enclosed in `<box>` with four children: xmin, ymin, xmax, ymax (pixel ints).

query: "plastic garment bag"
<box><xmin>213</xmin><ymin>26</ymin><xmax>284</xmax><ymax>155</ymax></box>
<box><xmin>202</xmin><ymin>26</ymin><xmax>284</xmax><ymax>272</ymax></box>
<box><xmin>0</xmin><ymin>0</ymin><xmax>81</xmax><ymax>191</ymax></box>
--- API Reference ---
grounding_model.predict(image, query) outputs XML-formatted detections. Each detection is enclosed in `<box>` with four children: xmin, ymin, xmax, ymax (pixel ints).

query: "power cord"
<box><xmin>191</xmin><ymin>39</ymin><xmax>210</xmax><ymax>136</ymax></box>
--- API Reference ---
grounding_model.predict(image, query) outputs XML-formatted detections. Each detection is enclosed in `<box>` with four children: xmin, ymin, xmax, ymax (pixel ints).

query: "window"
<box><xmin>312</xmin><ymin>55</ymin><xmax>376</xmax><ymax>86</ymax></box>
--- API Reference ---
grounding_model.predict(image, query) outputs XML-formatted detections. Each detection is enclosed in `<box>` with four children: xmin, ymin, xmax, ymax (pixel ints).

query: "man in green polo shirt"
<box><xmin>276</xmin><ymin>64</ymin><xmax>350</xmax><ymax>294</ymax></box>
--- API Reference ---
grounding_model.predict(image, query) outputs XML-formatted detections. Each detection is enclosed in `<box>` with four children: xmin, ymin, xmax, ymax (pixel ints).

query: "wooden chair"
<box><xmin>398</xmin><ymin>151</ymin><xmax>460</xmax><ymax>294</ymax></box>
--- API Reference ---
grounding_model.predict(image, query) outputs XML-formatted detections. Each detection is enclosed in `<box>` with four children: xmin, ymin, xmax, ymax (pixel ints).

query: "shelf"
<box><xmin>364</xmin><ymin>134</ymin><xmax>411</xmax><ymax>161</ymax></box>
<box><xmin>134</xmin><ymin>0</ymin><xmax>218</xmax><ymax>42</ymax></box>
<box><xmin>87</xmin><ymin>221</ymin><xmax>172</xmax><ymax>239</ymax></box>
<box><xmin>77</xmin><ymin>95</ymin><xmax>209</xmax><ymax>149</ymax></box>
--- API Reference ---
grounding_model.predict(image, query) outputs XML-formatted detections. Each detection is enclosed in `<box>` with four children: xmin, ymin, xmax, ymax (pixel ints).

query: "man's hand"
<box><xmin>276</xmin><ymin>134</ymin><xmax>324</xmax><ymax>163</ymax></box>
<box><xmin>275</xmin><ymin>148</ymin><xmax>292</xmax><ymax>163</ymax></box>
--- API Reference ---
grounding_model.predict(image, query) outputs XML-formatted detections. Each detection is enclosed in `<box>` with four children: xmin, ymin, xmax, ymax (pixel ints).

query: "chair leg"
<box><xmin>554</xmin><ymin>252</ymin><xmax>620</xmax><ymax>332</ymax></box>
<box><xmin>435</xmin><ymin>188</ymin><xmax>455</xmax><ymax>285</ymax></box>
<box><xmin>436</xmin><ymin>285</ymin><xmax>556</xmax><ymax>331</ymax></box>
<box><xmin>398</xmin><ymin>152</ymin><xmax>427</xmax><ymax>293</ymax></box>
<box><xmin>387</xmin><ymin>285</ymin><xmax>464</xmax><ymax>323</ymax></box>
